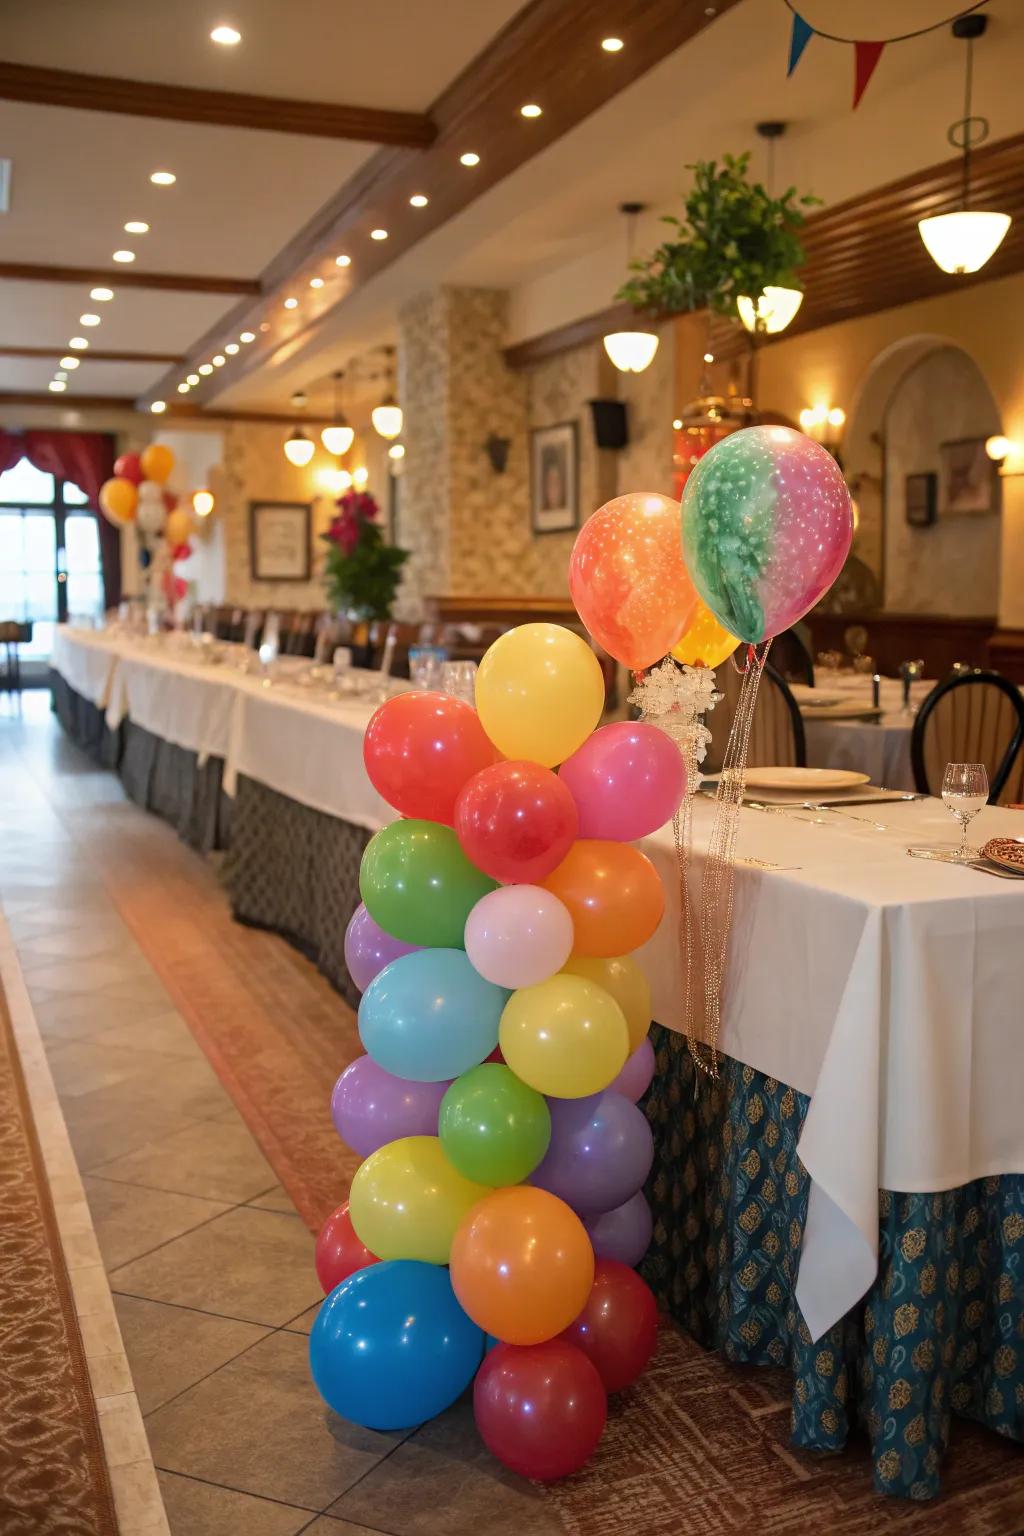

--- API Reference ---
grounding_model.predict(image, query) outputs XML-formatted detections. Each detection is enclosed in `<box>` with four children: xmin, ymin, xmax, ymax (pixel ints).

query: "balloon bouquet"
<box><xmin>98</xmin><ymin>444</ymin><xmax>195</xmax><ymax>620</ymax></box>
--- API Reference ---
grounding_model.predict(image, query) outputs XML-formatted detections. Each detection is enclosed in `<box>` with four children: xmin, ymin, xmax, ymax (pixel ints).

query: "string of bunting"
<box><xmin>783</xmin><ymin>0</ymin><xmax>990</xmax><ymax>109</ymax></box>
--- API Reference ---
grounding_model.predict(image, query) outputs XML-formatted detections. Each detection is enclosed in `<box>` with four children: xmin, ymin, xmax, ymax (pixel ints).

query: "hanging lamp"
<box><xmin>737</xmin><ymin>122</ymin><xmax>804</xmax><ymax>336</ymax></box>
<box><xmin>604</xmin><ymin>202</ymin><xmax>659</xmax><ymax>374</ymax></box>
<box><xmin>371</xmin><ymin>347</ymin><xmax>403</xmax><ymax>439</ymax></box>
<box><xmin>283</xmin><ymin>392</ymin><xmax>315</xmax><ymax>467</ymax></box>
<box><xmin>321</xmin><ymin>371</ymin><xmax>355</xmax><ymax>456</ymax></box>
<box><xmin>918</xmin><ymin>15</ymin><xmax>1010</xmax><ymax>275</ymax></box>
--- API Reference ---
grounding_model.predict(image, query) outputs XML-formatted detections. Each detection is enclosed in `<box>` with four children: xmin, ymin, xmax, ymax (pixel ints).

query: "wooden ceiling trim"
<box><xmin>504</xmin><ymin>303</ymin><xmax>634</xmax><ymax>369</ymax></box>
<box><xmin>0</xmin><ymin>391</ymin><xmax>137</xmax><ymax>409</ymax></box>
<box><xmin>0</xmin><ymin>262</ymin><xmax>259</xmax><ymax>296</ymax></box>
<box><xmin>0</xmin><ymin>392</ymin><xmax>334</xmax><ymax>423</ymax></box>
<box><xmin>0</xmin><ymin>345</ymin><xmax>184</xmax><ymax>363</ymax></box>
<box><xmin>0</xmin><ymin>62</ymin><xmax>435</xmax><ymax>146</ymax></box>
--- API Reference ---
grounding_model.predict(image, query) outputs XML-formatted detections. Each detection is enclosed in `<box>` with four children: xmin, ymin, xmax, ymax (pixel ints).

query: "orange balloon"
<box><xmin>569</xmin><ymin>492</ymin><xmax>698</xmax><ymax>670</ymax></box>
<box><xmin>542</xmin><ymin>840</ymin><xmax>665</xmax><ymax>957</ymax></box>
<box><xmin>98</xmin><ymin>476</ymin><xmax>138</xmax><ymax>526</ymax></box>
<box><xmin>165</xmin><ymin>508</ymin><xmax>193</xmax><ymax>546</ymax></box>
<box><xmin>140</xmin><ymin>443</ymin><xmax>175</xmax><ymax>485</ymax></box>
<box><xmin>450</xmin><ymin>1186</ymin><xmax>594</xmax><ymax>1344</ymax></box>
<box><xmin>670</xmin><ymin>597</ymin><xmax>740</xmax><ymax>669</ymax></box>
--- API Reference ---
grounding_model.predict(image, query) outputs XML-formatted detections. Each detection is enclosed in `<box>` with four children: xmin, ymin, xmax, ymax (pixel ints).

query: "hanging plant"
<box><xmin>616</xmin><ymin>154</ymin><xmax>820</xmax><ymax>319</ymax></box>
<box><xmin>321</xmin><ymin>490</ymin><xmax>408</xmax><ymax>621</ymax></box>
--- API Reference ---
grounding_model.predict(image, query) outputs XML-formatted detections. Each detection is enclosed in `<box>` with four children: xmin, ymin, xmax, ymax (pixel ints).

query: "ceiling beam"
<box><xmin>0</xmin><ymin>391</ymin><xmax>137</xmax><ymax>409</ymax></box>
<box><xmin>0</xmin><ymin>62</ymin><xmax>436</xmax><ymax>146</ymax></box>
<box><xmin>0</xmin><ymin>262</ymin><xmax>259</xmax><ymax>296</ymax></box>
<box><xmin>0</xmin><ymin>345</ymin><xmax>183</xmax><ymax>364</ymax></box>
<box><xmin>0</xmin><ymin>392</ymin><xmax>334</xmax><ymax>424</ymax></box>
<box><xmin>504</xmin><ymin>303</ymin><xmax>633</xmax><ymax>369</ymax></box>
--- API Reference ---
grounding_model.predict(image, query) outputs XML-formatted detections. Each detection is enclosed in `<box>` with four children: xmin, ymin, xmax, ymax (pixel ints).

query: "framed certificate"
<box><xmin>249</xmin><ymin>501</ymin><xmax>311</xmax><ymax>581</ymax></box>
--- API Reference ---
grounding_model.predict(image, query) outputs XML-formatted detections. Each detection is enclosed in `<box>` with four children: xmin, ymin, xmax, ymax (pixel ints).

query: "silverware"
<box><xmin>966</xmin><ymin>858</ymin><xmax>1024</xmax><ymax>880</ymax></box>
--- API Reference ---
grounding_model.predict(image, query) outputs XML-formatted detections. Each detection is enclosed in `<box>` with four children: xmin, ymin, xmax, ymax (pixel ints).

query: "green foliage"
<box><xmin>321</xmin><ymin>494</ymin><xmax>408</xmax><ymax>620</ymax></box>
<box><xmin>617</xmin><ymin>153</ymin><xmax>820</xmax><ymax>319</ymax></box>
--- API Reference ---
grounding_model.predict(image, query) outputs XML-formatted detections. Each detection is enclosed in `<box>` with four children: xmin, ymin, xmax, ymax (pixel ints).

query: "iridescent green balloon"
<box><xmin>359</xmin><ymin>819</ymin><xmax>497</xmax><ymax>947</ymax></box>
<box><xmin>439</xmin><ymin>1063</ymin><xmax>551</xmax><ymax>1186</ymax></box>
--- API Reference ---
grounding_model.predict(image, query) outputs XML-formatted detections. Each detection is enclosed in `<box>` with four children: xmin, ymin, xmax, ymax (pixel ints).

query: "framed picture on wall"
<box><xmin>249</xmin><ymin>501</ymin><xmax>311</xmax><ymax>581</ymax></box>
<box><xmin>530</xmin><ymin>421</ymin><xmax>578</xmax><ymax>534</ymax></box>
<box><xmin>905</xmin><ymin>472</ymin><xmax>937</xmax><ymax>528</ymax></box>
<box><xmin>939</xmin><ymin>437</ymin><xmax>997</xmax><ymax>517</ymax></box>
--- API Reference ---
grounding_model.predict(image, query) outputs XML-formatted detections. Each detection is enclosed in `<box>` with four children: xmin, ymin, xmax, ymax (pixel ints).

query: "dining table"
<box><xmin>796</xmin><ymin>671</ymin><xmax>934</xmax><ymax>790</ymax></box>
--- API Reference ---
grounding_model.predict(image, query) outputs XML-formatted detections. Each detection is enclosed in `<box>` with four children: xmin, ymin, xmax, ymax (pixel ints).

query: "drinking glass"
<box><xmin>441</xmin><ymin>660</ymin><xmax>477</xmax><ymax>704</ymax></box>
<box><xmin>941</xmin><ymin>762</ymin><xmax>989</xmax><ymax>861</ymax></box>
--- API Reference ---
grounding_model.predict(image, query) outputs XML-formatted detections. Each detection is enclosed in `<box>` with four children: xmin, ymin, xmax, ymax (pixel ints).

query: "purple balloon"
<box><xmin>331</xmin><ymin>1054</ymin><xmax>447</xmax><ymax>1158</ymax></box>
<box><xmin>584</xmin><ymin>1191</ymin><xmax>653</xmax><ymax>1268</ymax></box>
<box><xmin>609</xmin><ymin>1039</ymin><xmax>655</xmax><ymax>1102</ymax></box>
<box><xmin>344</xmin><ymin>902</ymin><xmax>419</xmax><ymax>993</ymax></box>
<box><xmin>558</xmin><ymin>722</ymin><xmax>686</xmax><ymax>841</ymax></box>
<box><xmin>531</xmin><ymin>1090</ymin><xmax>654</xmax><ymax>1216</ymax></box>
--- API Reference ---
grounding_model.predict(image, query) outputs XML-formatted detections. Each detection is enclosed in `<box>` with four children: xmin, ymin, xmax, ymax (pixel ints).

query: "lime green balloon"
<box><xmin>360</xmin><ymin>819</ymin><xmax>497</xmax><ymax>947</ymax></box>
<box><xmin>439</xmin><ymin>1063</ymin><xmax>551</xmax><ymax>1186</ymax></box>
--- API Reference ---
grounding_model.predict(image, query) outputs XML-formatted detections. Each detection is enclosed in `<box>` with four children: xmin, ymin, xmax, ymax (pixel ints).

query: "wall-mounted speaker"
<box><xmin>588</xmin><ymin>399</ymin><xmax>629</xmax><ymax>450</ymax></box>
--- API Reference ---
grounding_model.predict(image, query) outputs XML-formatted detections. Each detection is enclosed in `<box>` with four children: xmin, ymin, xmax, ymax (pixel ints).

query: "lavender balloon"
<box><xmin>531</xmin><ymin>1090</ymin><xmax>654</xmax><ymax>1216</ymax></box>
<box><xmin>331</xmin><ymin>1055</ymin><xmax>447</xmax><ymax>1159</ymax></box>
<box><xmin>584</xmin><ymin>1191</ymin><xmax>653</xmax><ymax>1268</ymax></box>
<box><xmin>559</xmin><ymin>723</ymin><xmax>685</xmax><ymax>842</ymax></box>
<box><xmin>344</xmin><ymin>902</ymin><xmax>419</xmax><ymax>993</ymax></box>
<box><xmin>609</xmin><ymin>1039</ymin><xmax>656</xmax><ymax>1102</ymax></box>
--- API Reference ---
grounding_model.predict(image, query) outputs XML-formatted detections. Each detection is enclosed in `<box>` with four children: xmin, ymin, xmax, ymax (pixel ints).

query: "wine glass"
<box><xmin>941</xmin><ymin>762</ymin><xmax>989</xmax><ymax>861</ymax></box>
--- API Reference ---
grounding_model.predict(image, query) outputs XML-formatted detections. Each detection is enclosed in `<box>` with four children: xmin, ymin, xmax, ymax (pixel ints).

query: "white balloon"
<box><xmin>136</xmin><ymin>481</ymin><xmax>167</xmax><ymax>537</ymax></box>
<box><xmin>465</xmin><ymin>885</ymin><xmax>574</xmax><ymax>990</ymax></box>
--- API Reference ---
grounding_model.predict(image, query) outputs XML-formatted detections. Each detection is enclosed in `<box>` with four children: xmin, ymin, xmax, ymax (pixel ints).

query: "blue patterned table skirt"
<box><xmin>641</xmin><ymin>1025</ymin><xmax>1023</xmax><ymax>1499</ymax></box>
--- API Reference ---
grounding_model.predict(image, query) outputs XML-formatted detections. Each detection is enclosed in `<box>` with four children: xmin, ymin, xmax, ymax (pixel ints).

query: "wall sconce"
<box><xmin>986</xmin><ymin>434</ymin><xmax>1024</xmax><ymax>475</ymax></box>
<box><xmin>484</xmin><ymin>433</ymin><xmax>510</xmax><ymax>473</ymax></box>
<box><xmin>799</xmin><ymin>403</ymin><xmax>846</xmax><ymax>440</ymax></box>
<box><xmin>192</xmin><ymin>489</ymin><xmax>215</xmax><ymax>518</ymax></box>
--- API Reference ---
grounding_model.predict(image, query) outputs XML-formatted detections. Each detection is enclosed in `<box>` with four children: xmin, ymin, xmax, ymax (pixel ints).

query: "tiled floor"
<box><xmin>0</xmin><ymin>694</ymin><xmax>560</xmax><ymax>1536</ymax></box>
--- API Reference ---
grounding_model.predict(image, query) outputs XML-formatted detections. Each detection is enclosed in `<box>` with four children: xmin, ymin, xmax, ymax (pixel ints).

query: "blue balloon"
<box><xmin>309</xmin><ymin>1260</ymin><xmax>483</xmax><ymax>1430</ymax></box>
<box><xmin>358</xmin><ymin>948</ymin><xmax>509</xmax><ymax>1082</ymax></box>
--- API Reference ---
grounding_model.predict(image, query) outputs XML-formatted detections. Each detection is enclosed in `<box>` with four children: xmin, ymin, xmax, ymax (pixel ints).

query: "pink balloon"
<box><xmin>464</xmin><ymin>885</ymin><xmax>573</xmax><ymax>989</ymax></box>
<box><xmin>559</xmin><ymin>723</ymin><xmax>685</xmax><ymax>841</ymax></box>
<box><xmin>609</xmin><ymin>1039</ymin><xmax>655</xmax><ymax>1102</ymax></box>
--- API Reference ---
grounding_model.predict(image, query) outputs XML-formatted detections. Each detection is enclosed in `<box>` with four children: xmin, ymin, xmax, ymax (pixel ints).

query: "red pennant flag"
<box><xmin>852</xmin><ymin>39</ymin><xmax>885</xmax><ymax>109</ymax></box>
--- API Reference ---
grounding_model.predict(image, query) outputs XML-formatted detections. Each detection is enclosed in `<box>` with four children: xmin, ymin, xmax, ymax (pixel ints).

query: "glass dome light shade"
<box><xmin>602</xmin><ymin>330</ymin><xmax>659</xmax><ymax>373</ymax></box>
<box><xmin>371</xmin><ymin>399</ymin><xmax>403</xmax><ymax>440</ymax></box>
<box><xmin>736</xmin><ymin>286</ymin><xmax>804</xmax><ymax>335</ymax></box>
<box><xmin>283</xmin><ymin>428</ymin><xmax>315</xmax><ymax>467</ymax></box>
<box><xmin>321</xmin><ymin>423</ymin><xmax>355</xmax><ymax>456</ymax></box>
<box><xmin>917</xmin><ymin>210</ymin><xmax>1011</xmax><ymax>274</ymax></box>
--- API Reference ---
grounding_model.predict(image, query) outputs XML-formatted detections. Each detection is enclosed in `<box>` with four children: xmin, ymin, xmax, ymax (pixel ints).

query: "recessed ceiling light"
<box><xmin>283</xmin><ymin>296</ymin><xmax>298</xmax><ymax>309</ymax></box>
<box><xmin>335</xmin><ymin>254</ymin><xmax>351</xmax><ymax>267</ymax></box>
<box><xmin>187</xmin><ymin>373</ymin><xmax>200</xmax><ymax>385</ymax></box>
<box><xmin>388</xmin><ymin>443</ymin><xmax>406</xmax><ymax>460</ymax></box>
<box><xmin>225</xmin><ymin>342</ymin><xmax>239</xmax><ymax>354</ymax></box>
<box><xmin>601</xmin><ymin>36</ymin><xmax>624</xmax><ymax>52</ymax></box>
<box><xmin>520</xmin><ymin>104</ymin><xmax>542</xmax><ymax>118</ymax></box>
<box><xmin>60</xmin><ymin>356</ymin><xmax>79</xmax><ymax>369</ymax></box>
<box><xmin>48</xmin><ymin>380</ymin><xmax>67</xmax><ymax>393</ymax></box>
<box><xmin>150</xmin><ymin>171</ymin><xmax>176</xmax><ymax>186</ymax></box>
<box><xmin>672</xmin><ymin>418</ymin><xmax>683</xmax><ymax>430</ymax></box>
<box><xmin>459</xmin><ymin>152</ymin><xmax>480</xmax><ymax>167</ymax></box>
<box><xmin>239</xmin><ymin>331</ymin><xmax>255</xmax><ymax>343</ymax></box>
<box><xmin>309</xmin><ymin>276</ymin><xmax>325</xmax><ymax>288</ymax></box>
<box><xmin>259</xmin><ymin>321</ymin><xmax>270</xmax><ymax>332</ymax></box>
<box><xmin>55</xmin><ymin>370</ymin><xmax>67</xmax><ymax>380</ymax></box>
<box><xmin>409</xmin><ymin>194</ymin><xmax>428</xmax><ymax>207</ymax></box>
<box><xmin>210</xmin><ymin>24</ymin><xmax>241</xmax><ymax>44</ymax></box>
<box><xmin>370</xmin><ymin>228</ymin><xmax>388</xmax><ymax>240</ymax></box>
<box><xmin>124</xmin><ymin>220</ymin><xmax>149</xmax><ymax>234</ymax></box>
<box><xmin>198</xmin><ymin>363</ymin><xmax>214</xmax><ymax>375</ymax></box>
<box><xmin>177</xmin><ymin>382</ymin><xmax>190</xmax><ymax>393</ymax></box>
<box><xmin>68</xmin><ymin>337</ymin><xmax>88</xmax><ymax>350</ymax></box>
<box><xmin>90</xmin><ymin>286</ymin><xmax>114</xmax><ymax>301</ymax></box>
<box><xmin>79</xmin><ymin>313</ymin><xmax>101</xmax><ymax>326</ymax></box>
<box><xmin>112</xmin><ymin>249</ymin><xmax>135</xmax><ymax>263</ymax></box>
<box><xmin>212</xmin><ymin>354</ymin><xmax>226</xmax><ymax>366</ymax></box>
<box><xmin>150</xmin><ymin>401</ymin><xmax>167</xmax><ymax>414</ymax></box>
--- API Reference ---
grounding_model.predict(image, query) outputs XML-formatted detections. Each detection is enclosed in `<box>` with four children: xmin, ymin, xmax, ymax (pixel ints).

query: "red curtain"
<box><xmin>0</xmin><ymin>429</ymin><xmax>120</xmax><ymax>607</ymax></box>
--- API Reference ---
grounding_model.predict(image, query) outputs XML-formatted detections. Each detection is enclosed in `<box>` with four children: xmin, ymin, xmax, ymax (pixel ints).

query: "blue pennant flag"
<box><xmin>787</xmin><ymin>10</ymin><xmax>814</xmax><ymax>76</ymax></box>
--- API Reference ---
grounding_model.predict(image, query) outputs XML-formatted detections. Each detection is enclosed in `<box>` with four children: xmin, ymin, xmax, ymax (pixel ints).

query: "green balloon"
<box><xmin>359</xmin><ymin>819</ymin><xmax>497</xmax><ymax>948</ymax></box>
<box><xmin>439</xmin><ymin>1063</ymin><xmax>551</xmax><ymax>1186</ymax></box>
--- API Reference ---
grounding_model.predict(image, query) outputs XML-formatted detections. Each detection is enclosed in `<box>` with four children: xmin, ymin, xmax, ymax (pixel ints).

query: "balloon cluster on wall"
<box><xmin>310</xmin><ymin>626</ymin><xmax>679</xmax><ymax>1478</ymax></box>
<box><xmin>98</xmin><ymin>443</ymin><xmax>195</xmax><ymax>611</ymax></box>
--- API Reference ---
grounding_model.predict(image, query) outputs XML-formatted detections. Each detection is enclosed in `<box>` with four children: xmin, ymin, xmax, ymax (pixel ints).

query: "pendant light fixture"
<box><xmin>604</xmin><ymin>202</ymin><xmax>659</xmax><ymax>374</ymax></box>
<box><xmin>283</xmin><ymin>392</ymin><xmax>315</xmax><ymax>467</ymax></box>
<box><xmin>321</xmin><ymin>371</ymin><xmax>355</xmax><ymax>457</ymax></box>
<box><xmin>919</xmin><ymin>15</ymin><xmax>1010</xmax><ymax>275</ymax></box>
<box><xmin>737</xmin><ymin>122</ymin><xmax>803</xmax><ymax>336</ymax></box>
<box><xmin>371</xmin><ymin>347</ymin><xmax>403</xmax><ymax>440</ymax></box>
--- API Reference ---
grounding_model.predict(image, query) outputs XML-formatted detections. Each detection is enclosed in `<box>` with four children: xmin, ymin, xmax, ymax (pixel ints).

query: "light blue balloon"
<box><xmin>310</xmin><ymin>1261</ymin><xmax>483</xmax><ymax>1431</ymax></box>
<box><xmin>358</xmin><ymin>948</ymin><xmax>509</xmax><ymax>1082</ymax></box>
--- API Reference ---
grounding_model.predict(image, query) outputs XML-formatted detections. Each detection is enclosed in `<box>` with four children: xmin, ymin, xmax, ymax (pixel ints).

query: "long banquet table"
<box><xmin>49</xmin><ymin>626</ymin><xmax>1024</xmax><ymax>1499</ymax></box>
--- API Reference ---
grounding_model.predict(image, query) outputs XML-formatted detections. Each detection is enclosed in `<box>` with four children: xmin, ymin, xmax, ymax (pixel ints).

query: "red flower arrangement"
<box><xmin>321</xmin><ymin>489</ymin><xmax>408</xmax><ymax>620</ymax></box>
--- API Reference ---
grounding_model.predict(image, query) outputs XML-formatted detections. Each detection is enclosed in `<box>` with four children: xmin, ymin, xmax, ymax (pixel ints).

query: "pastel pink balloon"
<box><xmin>464</xmin><ymin>885</ymin><xmax>574</xmax><ymax>989</ymax></box>
<box><xmin>609</xmin><ymin>1039</ymin><xmax>655</xmax><ymax>1102</ymax></box>
<box><xmin>559</xmin><ymin>723</ymin><xmax>686</xmax><ymax>841</ymax></box>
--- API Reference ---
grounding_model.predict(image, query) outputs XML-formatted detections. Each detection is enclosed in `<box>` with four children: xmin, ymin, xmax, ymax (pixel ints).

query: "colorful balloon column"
<box><xmin>310</xmin><ymin>627</ymin><xmax>664</xmax><ymax>1479</ymax></box>
<box><xmin>98</xmin><ymin>441</ymin><xmax>195</xmax><ymax>615</ymax></box>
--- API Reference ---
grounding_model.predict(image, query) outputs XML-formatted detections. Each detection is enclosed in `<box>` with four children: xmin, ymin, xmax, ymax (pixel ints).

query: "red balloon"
<box><xmin>171</xmin><ymin>542</ymin><xmax>192</xmax><ymax>561</ymax></box>
<box><xmin>473</xmin><ymin>1339</ymin><xmax>606</xmax><ymax>1481</ymax></box>
<box><xmin>455</xmin><ymin>761</ymin><xmax>578</xmax><ymax>884</ymax></box>
<box><xmin>560</xmin><ymin>1259</ymin><xmax>658</xmax><ymax>1393</ymax></box>
<box><xmin>162</xmin><ymin>489</ymin><xmax>179</xmax><ymax>512</ymax></box>
<box><xmin>364</xmin><ymin>691</ymin><xmax>499</xmax><ymax>825</ymax></box>
<box><xmin>113</xmin><ymin>451</ymin><xmax>143</xmax><ymax>486</ymax></box>
<box><xmin>315</xmin><ymin>1200</ymin><xmax>379</xmax><ymax>1293</ymax></box>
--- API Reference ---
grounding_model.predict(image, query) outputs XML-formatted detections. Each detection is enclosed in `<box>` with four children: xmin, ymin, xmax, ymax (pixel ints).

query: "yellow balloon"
<box><xmin>475</xmin><ymin>623</ymin><xmax>605</xmax><ymax>768</ymax></box>
<box><xmin>670</xmin><ymin>598</ymin><xmax>740</xmax><ymax>669</ymax></box>
<box><xmin>165</xmin><ymin>509</ymin><xmax>193</xmax><ymax>546</ymax></box>
<box><xmin>499</xmin><ymin>975</ymin><xmax>629</xmax><ymax>1099</ymax></box>
<box><xmin>348</xmin><ymin>1135</ymin><xmax>490</xmax><ymax>1265</ymax></box>
<box><xmin>140</xmin><ymin>442</ymin><xmax>175</xmax><ymax>485</ymax></box>
<box><xmin>561</xmin><ymin>955</ymin><xmax>651</xmax><ymax>1054</ymax></box>
<box><xmin>98</xmin><ymin>476</ymin><xmax>138</xmax><ymax>526</ymax></box>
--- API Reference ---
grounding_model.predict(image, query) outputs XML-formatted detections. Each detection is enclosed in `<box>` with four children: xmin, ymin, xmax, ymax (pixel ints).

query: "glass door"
<box><xmin>0</xmin><ymin>457</ymin><xmax>104</xmax><ymax>662</ymax></box>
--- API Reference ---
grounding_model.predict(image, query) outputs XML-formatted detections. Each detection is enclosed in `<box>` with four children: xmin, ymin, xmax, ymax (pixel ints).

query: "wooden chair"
<box><xmin>911</xmin><ymin>670</ymin><xmax>1024</xmax><ymax>803</ymax></box>
<box><xmin>0</xmin><ymin>620</ymin><xmax>31</xmax><ymax>695</ymax></box>
<box><xmin>704</xmin><ymin>661</ymin><xmax>806</xmax><ymax>772</ymax></box>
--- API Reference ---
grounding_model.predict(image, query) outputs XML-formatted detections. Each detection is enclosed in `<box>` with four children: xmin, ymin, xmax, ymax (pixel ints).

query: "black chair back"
<box><xmin>911</xmin><ymin>669</ymin><xmax>1024</xmax><ymax>803</ymax></box>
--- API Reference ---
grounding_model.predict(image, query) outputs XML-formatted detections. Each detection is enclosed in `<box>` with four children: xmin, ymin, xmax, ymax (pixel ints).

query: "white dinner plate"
<box><xmin>740</xmin><ymin>767</ymin><xmax>871</xmax><ymax>791</ymax></box>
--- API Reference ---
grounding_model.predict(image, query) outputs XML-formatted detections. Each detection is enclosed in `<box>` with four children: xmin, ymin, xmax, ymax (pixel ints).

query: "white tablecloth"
<box><xmin>51</xmin><ymin>628</ymin><xmax>1024</xmax><ymax>1340</ymax></box>
<box><xmin>108</xmin><ymin>649</ymin><xmax>243</xmax><ymax>764</ymax></box>
<box><xmin>50</xmin><ymin>627</ymin><xmax>121</xmax><ymax>708</ymax></box>
<box><xmin>796</xmin><ymin>676</ymin><xmax>932</xmax><ymax>791</ymax></box>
